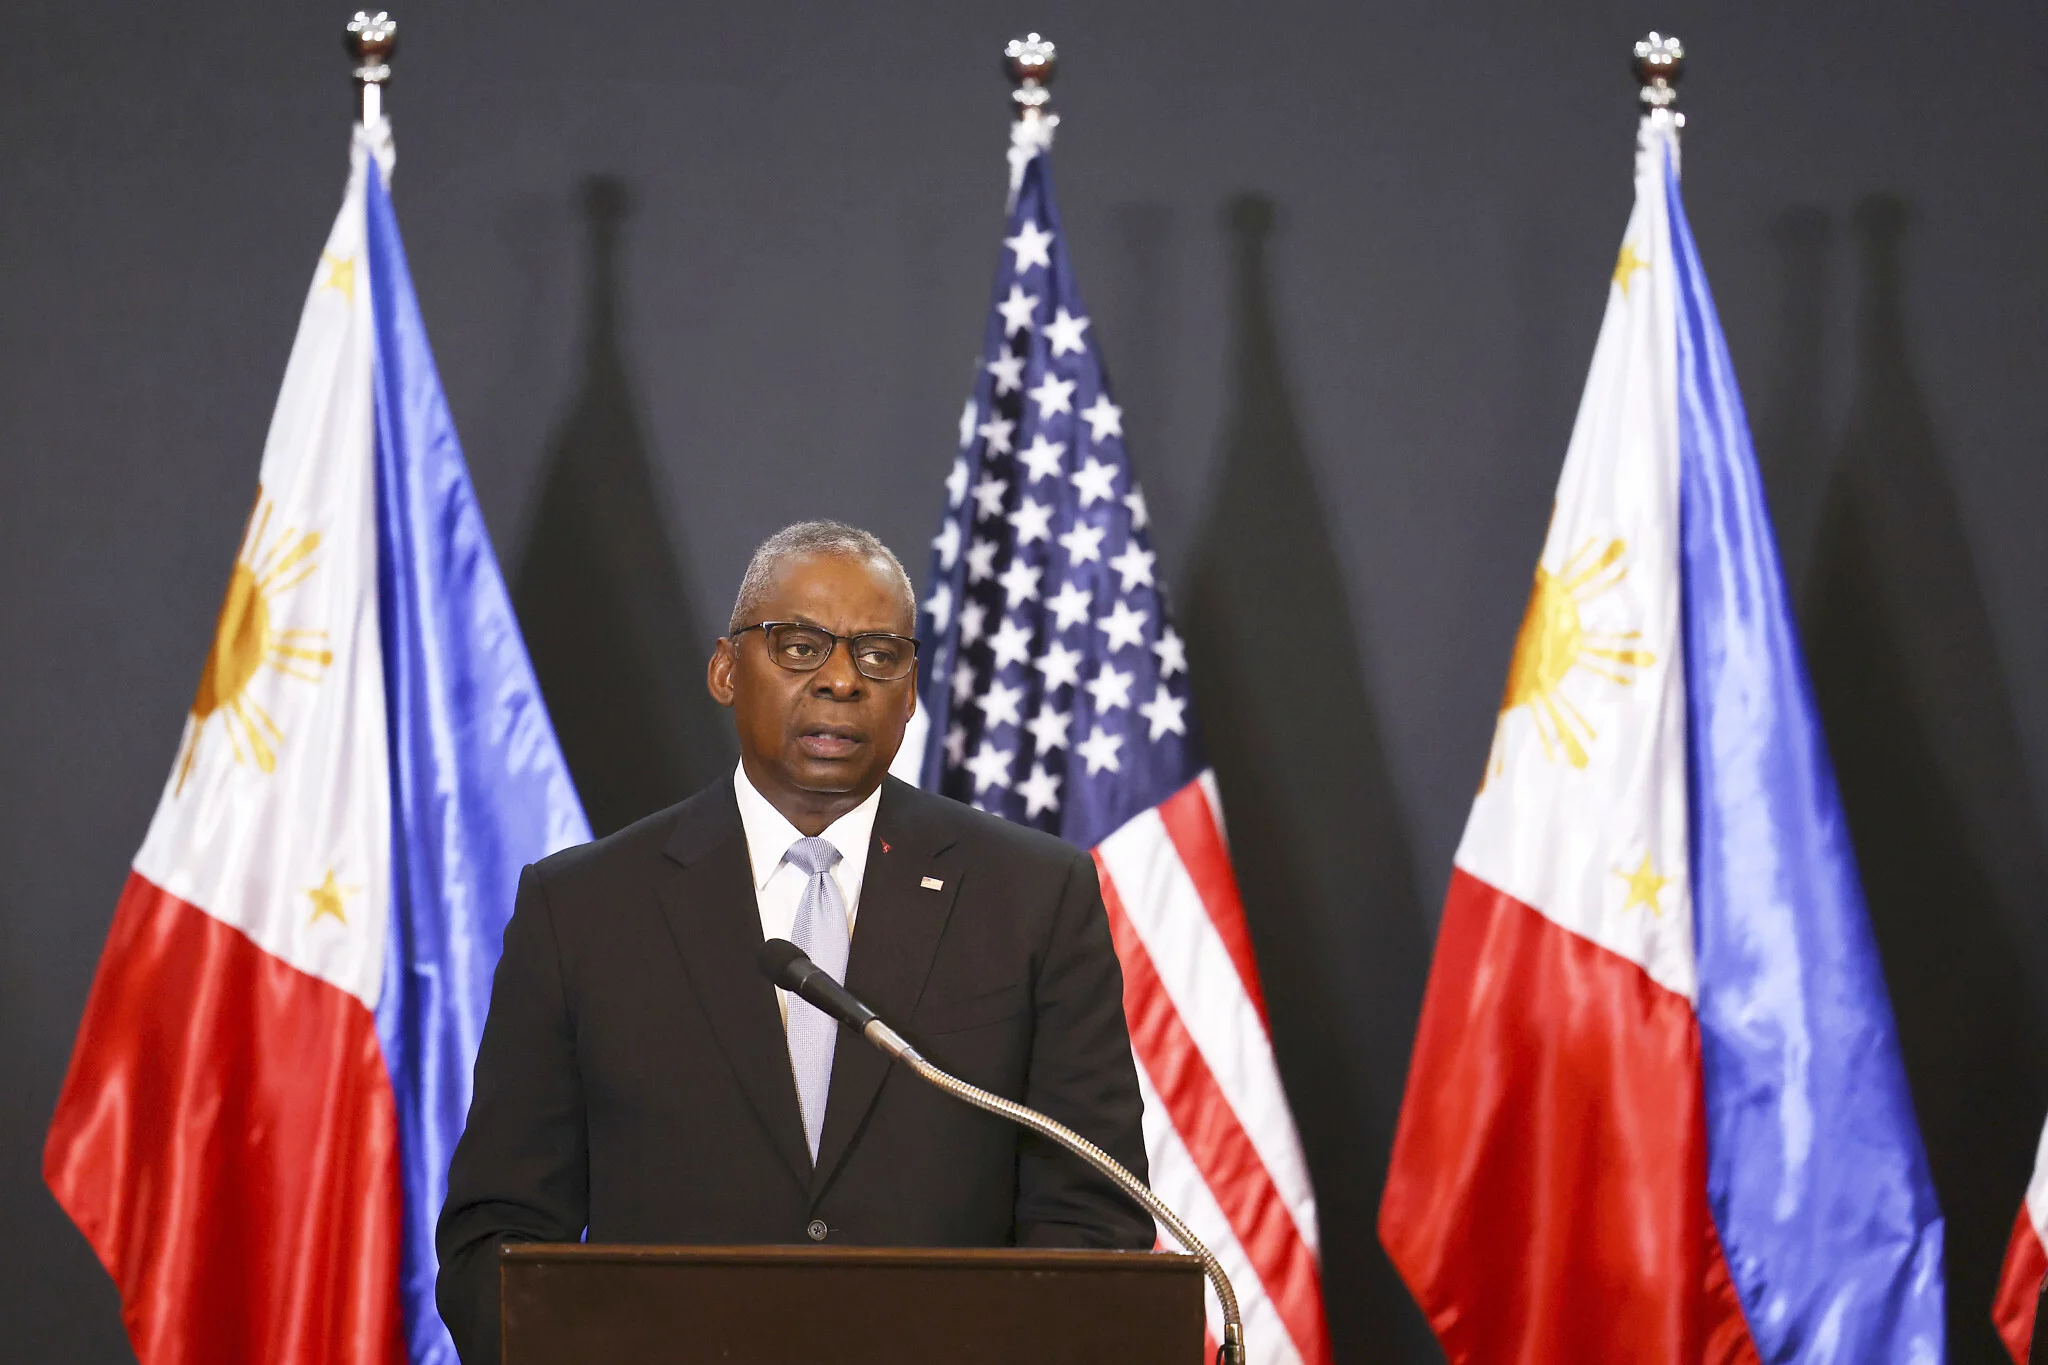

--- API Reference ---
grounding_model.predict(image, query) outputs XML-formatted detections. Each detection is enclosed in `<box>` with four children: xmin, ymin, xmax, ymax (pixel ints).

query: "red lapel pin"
<box><xmin>880</xmin><ymin>839</ymin><xmax>891</xmax><ymax>854</ymax></box>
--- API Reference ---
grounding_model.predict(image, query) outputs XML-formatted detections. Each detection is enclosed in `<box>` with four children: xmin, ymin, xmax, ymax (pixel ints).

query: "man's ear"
<box><xmin>707</xmin><ymin>638</ymin><xmax>737</xmax><ymax>707</ymax></box>
<box><xmin>903</xmin><ymin>660</ymin><xmax>918</xmax><ymax>720</ymax></box>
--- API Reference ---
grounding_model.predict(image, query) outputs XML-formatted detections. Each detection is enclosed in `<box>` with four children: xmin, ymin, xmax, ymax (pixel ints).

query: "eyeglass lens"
<box><xmin>764</xmin><ymin>624</ymin><xmax>915</xmax><ymax>681</ymax></box>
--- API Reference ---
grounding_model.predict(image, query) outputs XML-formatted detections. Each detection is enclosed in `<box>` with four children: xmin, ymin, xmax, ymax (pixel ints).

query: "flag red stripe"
<box><xmin>1379</xmin><ymin>867</ymin><xmax>1759</xmax><ymax>1364</ymax></box>
<box><xmin>1156</xmin><ymin>780</ymin><xmax>1271</xmax><ymax>1030</ymax></box>
<box><xmin>1097</xmin><ymin>853</ymin><xmax>1332</xmax><ymax>1365</ymax></box>
<box><xmin>44</xmin><ymin>871</ymin><xmax>405</xmax><ymax>1365</ymax></box>
<box><xmin>1995</xmin><ymin>1204</ymin><xmax>2047</xmax><ymax>1364</ymax></box>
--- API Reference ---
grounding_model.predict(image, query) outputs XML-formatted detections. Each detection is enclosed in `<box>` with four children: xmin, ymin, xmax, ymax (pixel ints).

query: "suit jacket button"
<box><xmin>806</xmin><ymin>1219</ymin><xmax>829</xmax><ymax>1242</ymax></box>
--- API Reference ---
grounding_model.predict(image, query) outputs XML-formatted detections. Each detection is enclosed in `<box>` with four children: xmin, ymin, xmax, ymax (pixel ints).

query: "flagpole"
<box><xmin>1002</xmin><ymin>32</ymin><xmax>1059</xmax><ymax>198</ymax></box>
<box><xmin>347</xmin><ymin>10</ymin><xmax>398</xmax><ymax>126</ymax></box>
<box><xmin>1633</xmin><ymin>30</ymin><xmax>1685</xmax><ymax>129</ymax></box>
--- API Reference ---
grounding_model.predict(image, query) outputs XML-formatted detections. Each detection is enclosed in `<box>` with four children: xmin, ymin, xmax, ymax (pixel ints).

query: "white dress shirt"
<box><xmin>732</xmin><ymin>761</ymin><xmax>880</xmax><ymax>1026</ymax></box>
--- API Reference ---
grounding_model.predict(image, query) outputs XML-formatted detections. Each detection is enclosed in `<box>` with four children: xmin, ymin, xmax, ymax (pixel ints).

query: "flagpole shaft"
<box><xmin>347</xmin><ymin>11</ymin><xmax>398</xmax><ymax>125</ymax></box>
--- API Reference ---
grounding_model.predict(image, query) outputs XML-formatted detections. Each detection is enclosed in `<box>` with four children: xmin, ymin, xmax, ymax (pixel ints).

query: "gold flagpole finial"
<box><xmin>1632</xmin><ymin>32</ymin><xmax>1685</xmax><ymax>123</ymax></box>
<box><xmin>1004</xmin><ymin>33</ymin><xmax>1058</xmax><ymax>123</ymax></box>
<box><xmin>347</xmin><ymin>11</ymin><xmax>398</xmax><ymax>127</ymax></box>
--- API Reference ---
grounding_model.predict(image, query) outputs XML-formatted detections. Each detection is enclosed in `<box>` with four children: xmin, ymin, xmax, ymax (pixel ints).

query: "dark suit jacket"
<box><xmin>435</xmin><ymin>775</ymin><xmax>1153</xmax><ymax>1364</ymax></box>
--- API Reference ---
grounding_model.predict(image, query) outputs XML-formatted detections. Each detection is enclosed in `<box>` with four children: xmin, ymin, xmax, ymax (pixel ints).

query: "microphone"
<box><xmin>756</xmin><ymin>938</ymin><xmax>1246</xmax><ymax>1365</ymax></box>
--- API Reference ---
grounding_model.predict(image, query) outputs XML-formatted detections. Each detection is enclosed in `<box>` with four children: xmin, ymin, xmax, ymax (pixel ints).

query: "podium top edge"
<box><xmin>500</xmin><ymin>1244</ymin><xmax>1202</xmax><ymax>1273</ymax></box>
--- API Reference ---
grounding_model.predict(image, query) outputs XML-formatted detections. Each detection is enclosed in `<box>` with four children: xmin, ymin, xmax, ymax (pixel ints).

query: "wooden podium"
<box><xmin>500</xmin><ymin>1243</ymin><xmax>1206</xmax><ymax>1364</ymax></box>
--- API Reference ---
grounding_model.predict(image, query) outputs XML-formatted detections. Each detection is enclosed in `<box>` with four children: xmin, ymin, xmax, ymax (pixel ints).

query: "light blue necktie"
<box><xmin>784</xmin><ymin>836</ymin><xmax>849</xmax><ymax>1163</ymax></box>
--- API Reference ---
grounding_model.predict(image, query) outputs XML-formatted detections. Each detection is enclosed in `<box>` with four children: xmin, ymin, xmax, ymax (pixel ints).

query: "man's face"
<box><xmin>708</xmin><ymin>552</ymin><xmax>917</xmax><ymax>813</ymax></box>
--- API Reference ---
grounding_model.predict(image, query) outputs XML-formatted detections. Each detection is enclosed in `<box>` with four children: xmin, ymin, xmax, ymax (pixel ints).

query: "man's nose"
<box><xmin>811</xmin><ymin>640</ymin><xmax>864</xmax><ymax>696</ymax></box>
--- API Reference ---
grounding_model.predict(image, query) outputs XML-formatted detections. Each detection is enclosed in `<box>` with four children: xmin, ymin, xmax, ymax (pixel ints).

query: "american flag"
<box><xmin>892</xmin><ymin>113</ymin><xmax>1331</xmax><ymax>1365</ymax></box>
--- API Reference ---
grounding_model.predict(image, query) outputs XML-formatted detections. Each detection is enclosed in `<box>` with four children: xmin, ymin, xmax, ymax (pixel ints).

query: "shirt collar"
<box><xmin>732</xmin><ymin>760</ymin><xmax>883</xmax><ymax>890</ymax></box>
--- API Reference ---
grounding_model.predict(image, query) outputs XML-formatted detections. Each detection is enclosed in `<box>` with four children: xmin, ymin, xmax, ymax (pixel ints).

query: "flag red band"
<box><xmin>44</xmin><ymin>872</ymin><xmax>405</xmax><ymax>1365</ymax></box>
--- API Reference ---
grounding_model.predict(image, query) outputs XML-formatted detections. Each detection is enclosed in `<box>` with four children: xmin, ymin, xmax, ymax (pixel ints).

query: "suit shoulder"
<box><xmin>886</xmin><ymin>778</ymin><xmax>1090</xmax><ymax>874</ymax></box>
<box><xmin>532</xmin><ymin>777</ymin><xmax>733</xmax><ymax>889</ymax></box>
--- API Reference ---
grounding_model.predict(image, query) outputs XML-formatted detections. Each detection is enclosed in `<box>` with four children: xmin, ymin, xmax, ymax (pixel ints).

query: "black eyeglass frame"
<box><xmin>728</xmin><ymin>621</ymin><xmax>921</xmax><ymax>682</ymax></box>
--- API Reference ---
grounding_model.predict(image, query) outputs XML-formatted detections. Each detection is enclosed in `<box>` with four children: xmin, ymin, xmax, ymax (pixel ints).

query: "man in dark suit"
<box><xmin>436</xmin><ymin>520</ymin><xmax>1152</xmax><ymax>1363</ymax></box>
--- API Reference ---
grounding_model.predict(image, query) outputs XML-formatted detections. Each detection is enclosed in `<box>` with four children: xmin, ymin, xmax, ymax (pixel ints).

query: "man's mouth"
<box><xmin>796</xmin><ymin>724</ymin><xmax>863</xmax><ymax>760</ymax></box>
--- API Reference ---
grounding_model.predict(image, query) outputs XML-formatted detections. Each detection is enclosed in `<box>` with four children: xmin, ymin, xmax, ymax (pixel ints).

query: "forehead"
<box><xmin>756</xmin><ymin>551</ymin><xmax>908</xmax><ymax>632</ymax></box>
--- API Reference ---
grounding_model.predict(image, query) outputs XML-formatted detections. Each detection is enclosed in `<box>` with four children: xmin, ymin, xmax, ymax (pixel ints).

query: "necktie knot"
<box><xmin>785</xmin><ymin>836</ymin><xmax>842</xmax><ymax>879</ymax></box>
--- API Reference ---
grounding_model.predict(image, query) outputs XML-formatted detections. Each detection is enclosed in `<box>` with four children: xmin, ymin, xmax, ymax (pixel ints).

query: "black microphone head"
<box><xmin>757</xmin><ymin>937</ymin><xmax>811</xmax><ymax>991</ymax></box>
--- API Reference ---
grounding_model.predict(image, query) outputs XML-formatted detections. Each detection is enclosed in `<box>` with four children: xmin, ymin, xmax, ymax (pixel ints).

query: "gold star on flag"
<box><xmin>1614</xmin><ymin>851</ymin><xmax>1669</xmax><ymax>916</ymax></box>
<box><xmin>1612</xmin><ymin>242</ymin><xmax>1648</xmax><ymax>296</ymax></box>
<box><xmin>306</xmin><ymin>869</ymin><xmax>355</xmax><ymax>926</ymax></box>
<box><xmin>321</xmin><ymin>251</ymin><xmax>356</xmax><ymax>303</ymax></box>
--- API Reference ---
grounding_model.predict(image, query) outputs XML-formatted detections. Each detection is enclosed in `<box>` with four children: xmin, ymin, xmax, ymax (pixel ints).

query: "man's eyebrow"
<box><xmin>782</xmin><ymin>614</ymin><xmax>907</xmax><ymax>636</ymax></box>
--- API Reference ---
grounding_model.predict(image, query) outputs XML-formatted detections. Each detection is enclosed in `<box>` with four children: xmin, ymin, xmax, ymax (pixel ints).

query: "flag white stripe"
<box><xmin>1136</xmin><ymin>1062</ymin><xmax>1308</xmax><ymax>1365</ymax></box>
<box><xmin>1099</xmin><ymin>811</ymin><xmax>1319</xmax><ymax>1243</ymax></box>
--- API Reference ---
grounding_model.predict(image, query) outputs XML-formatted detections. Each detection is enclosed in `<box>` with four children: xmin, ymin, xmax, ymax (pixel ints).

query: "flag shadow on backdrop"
<box><xmin>514</xmin><ymin>176</ymin><xmax>735</xmax><ymax>838</ymax></box>
<box><xmin>1180</xmin><ymin>192</ymin><xmax>1438</xmax><ymax>1363</ymax></box>
<box><xmin>1797</xmin><ymin>192</ymin><xmax>2048</xmax><ymax>1356</ymax></box>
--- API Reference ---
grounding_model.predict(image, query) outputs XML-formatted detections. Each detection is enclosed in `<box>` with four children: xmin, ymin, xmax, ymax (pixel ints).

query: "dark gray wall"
<box><xmin>5</xmin><ymin>3</ymin><xmax>2045</xmax><ymax>1360</ymax></box>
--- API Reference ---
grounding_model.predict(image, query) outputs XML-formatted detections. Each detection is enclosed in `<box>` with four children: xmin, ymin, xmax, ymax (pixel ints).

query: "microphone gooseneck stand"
<box><xmin>759</xmin><ymin>939</ymin><xmax>1246</xmax><ymax>1365</ymax></box>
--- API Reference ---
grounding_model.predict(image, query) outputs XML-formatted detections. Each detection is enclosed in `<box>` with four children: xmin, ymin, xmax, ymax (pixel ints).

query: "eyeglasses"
<box><xmin>730</xmin><ymin>622</ymin><xmax>920</xmax><ymax>682</ymax></box>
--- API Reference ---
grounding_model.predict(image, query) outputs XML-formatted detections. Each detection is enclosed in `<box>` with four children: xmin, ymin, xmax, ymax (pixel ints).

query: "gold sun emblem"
<box><xmin>173</xmin><ymin>490</ymin><xmax>334</xmax><ymax>794</ymax></box>
<box><xmin>1489</xmin><ymin>536</ymin><xmax>1656</xmax><ymax>776</ymax></box>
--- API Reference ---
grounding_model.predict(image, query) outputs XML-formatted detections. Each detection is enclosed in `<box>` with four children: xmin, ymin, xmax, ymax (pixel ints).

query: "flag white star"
<box><xmin>1057</xmin><ymin>521</ymin><xmax>1106</xmax><ymax>565</ymax></box>
<box><xmin>1005</xmin><ymin>219</ymin><xmax>1055</xmax><ymax>273</ymax></box>
<box><xmin>972</xmin><ymin>474</ymin><xmax>1009</xmax><ymax>521</ymax></box>
<box><xmin>1096</xmin><ymin>599</ymin><xmax>1149</xmax><ymax>652</ymax></box>
<box><xmin>989</xmin><ymin>615</ymin><xmax>1035</xmax><ymax>670</ymax></box>
<box><xmin>957</xmin><ymin>600</ymin><xmax>989</xmax><ymax>648</ymax></box>
<box><xmin>958</xmin><ymin>403</ymin><xmax>978</xmax><ymax>451</ymax></box>
<box><xmin>964</xmin><ymin>740</ymin><xmax>1016</xmax><ymax>793</ymax></box>
<box><xmin>986</xmin><ymin>352</ymin><xmax>1025</xmax><ymax>396</ymax></box>
<box><xmin>1085</xmin><ymin>663</ymin><xmax>1134</xmax><ymax>712</ymax></box>
<box><xmin>1008</xmin><ymin>497</ymin><xmax>1054</xmax><ymax>546</ymax></box>
<box><xmin>1152</xmin><ymin>625</ymin><xmax>1187</xmax><ymax>678</ymax></box>
<box><xmin>951</xmin><ymin>658</ymin><xmax>978</xmax><ymax>704</ymax></box>
<box><xmin>977</xmin><ymin>678</ymin><xmax>1025</xmax><ymax>730</ymax></box>
<box><xmin>1077</xmin><ymin>725</ymin><xmax>1124</xmax><ymax>775</ymax></box>
<box><xmin>1138</xmin><ymin>684</ymin><xmax>1188</xmax><ymax>740</ymax></box>
<box><xmin>947</xmin><ymin>458</ymin><xmax>970</xmax><ymax>508</ymax></box>
<box><xmin>1080</xmin><ymin>394</ymin><xmax>1122</xmax><ymax>441</ymax></box>
<box><xmin>976</xmin><ymin>416</ymin><xmax>1015</xmax><ymax>457</ymax></box>
<box><xmin>1029</xmin><ymin>373</ymin><xmax>1076</xmax><ymax>419</ymax></box>
<box><xmin>1027</xmin><ymin>704</ymin><xmax>1072</xmax><ymax>752</ymax></box>
<box><xmin>923</xmin><ymin>582</ymin><xmax>953</xmax><ymax>632</ymax></box>
<box><xmin>1018</xmin><ymin>435</ymin><xmax>1066</xmax><ymax>484</ymax></box>
<box><xmin>945</xmin><ymin>723</ymin><xmax>968</xmax><ymax>767</ymax></box>
<box><xmin>1034</xmin><ymin>637</ymin><xmax>1084</xmax><ymax>690</ymax></box>
<box><xmin>1018</xmin><ymin>763</ymin><xmax>1063</xmax><ymax>817</ymax></box>
<box><xmin>1108</xmin><ymin>542</ymin><xmax>1156</xmax><ymax>592</ymax></box>
<box><xmin>1070</xmin><ymin>456</ymin><xmax>1118</xmax><ymax>507</ymax></box>
<box><xmin>1123</xmin><ymin>487</ymin><xmax>1149</xmax><ymax>530</ymax></box>
<box><xmin>964</xmin><ymin>540</ymin><xmax>998</xmax><ymax>585</ymax></box>
<box><xmin>996</xmin><ymin>286</ymin><xmax>1039</xmax><ymax>336</ymax></box>
<box><xmin>1045</xmin><ymin>580</ymin><xmax>1093</xmax><ymax>631</ymax></box>
<box><xmin>932</xmin><ymin>519</ymin><xmax>961</xmax><ymax>570</ymax></box>
<box><xmin>1044</xmin><ymin>307</ymin><xmax>1091</xmax><ymax>357</ymax></box>
<box><xmin>997</xmin><ymin>558</ymin><xmax>1043</xmax><ymax>608</ymax></box>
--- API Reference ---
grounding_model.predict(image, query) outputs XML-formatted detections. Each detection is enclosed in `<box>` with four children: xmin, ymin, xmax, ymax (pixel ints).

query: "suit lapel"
<box><xmin>656</xmin><ymin>780</ymin><xmax>813</xmax><ymax>1194</ymax></box>
<box><xmin>812</xmin><ymin>779</ymin><xmax>961</xmax><ymax>1197</ymax></box>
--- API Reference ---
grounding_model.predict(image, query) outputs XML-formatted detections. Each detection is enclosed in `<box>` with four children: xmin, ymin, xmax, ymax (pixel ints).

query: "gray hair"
<box><xmin>728</xmin><ymin>520</ymin><xmax>917</xmax><ymax>635</ymax></box>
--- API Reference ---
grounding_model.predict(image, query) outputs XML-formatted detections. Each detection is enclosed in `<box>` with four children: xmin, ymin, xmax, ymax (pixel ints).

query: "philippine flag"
<box><xmin>43</xmin><ymin>120</ymin><xmax>590</xmax><ymax>1365</ymax></box>
<box><xmin>1377</xmin><ymin>103</ymin><xmax>1947</xmax><ymax>1361</ymax></box>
